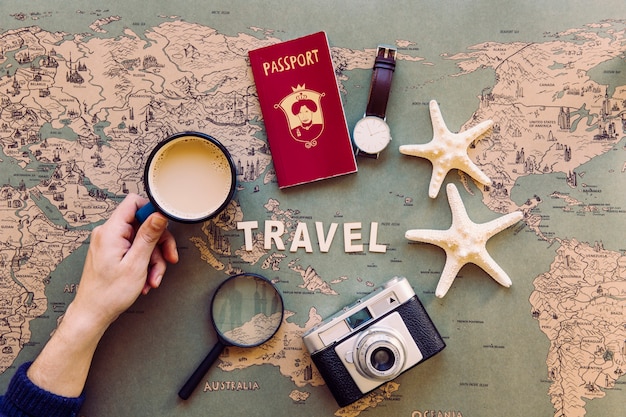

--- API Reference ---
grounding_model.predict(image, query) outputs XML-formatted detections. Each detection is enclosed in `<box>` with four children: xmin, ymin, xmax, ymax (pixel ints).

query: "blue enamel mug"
<box><xmin>136</xmin><ymin>132</ymin><xmax>237</xmax><ymax>224</ymax></box>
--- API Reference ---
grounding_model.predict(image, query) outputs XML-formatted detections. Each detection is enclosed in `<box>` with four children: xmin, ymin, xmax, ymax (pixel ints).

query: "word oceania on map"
<box><xmin>236</xmin><ymin>221</ymin><xmax>387</xmax><ymax>253</ymax></box>
<box><xmin>411</xmin><ymin>411</ymin><xmax>464</xmax><ymax>417</ymax></box>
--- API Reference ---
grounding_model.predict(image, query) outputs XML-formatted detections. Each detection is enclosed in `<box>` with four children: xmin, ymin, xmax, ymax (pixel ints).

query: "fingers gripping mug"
<box><xmin>136</xmin><ymin>132</ymin><xmax>237</xmax><ymax>224</ymax></box>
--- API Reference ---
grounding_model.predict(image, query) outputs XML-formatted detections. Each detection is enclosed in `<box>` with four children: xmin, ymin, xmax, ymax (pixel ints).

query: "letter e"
<box><xmin>344</xmin><ymin>222</ymin><xmax>363</xmax><ymax>252</ymax></box>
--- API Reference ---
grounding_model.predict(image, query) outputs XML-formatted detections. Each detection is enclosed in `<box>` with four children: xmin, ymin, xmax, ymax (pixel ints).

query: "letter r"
<box><xmin>264</xmin><ymin>220</ymin><xmax>286</xmax><ymax>250</ymax></box>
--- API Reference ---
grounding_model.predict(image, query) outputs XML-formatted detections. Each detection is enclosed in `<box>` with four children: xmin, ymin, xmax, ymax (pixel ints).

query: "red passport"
<box><xmin>249</xmin><ymin>32</ymin><xmax>357</xmax><ymax>188</ymax></box>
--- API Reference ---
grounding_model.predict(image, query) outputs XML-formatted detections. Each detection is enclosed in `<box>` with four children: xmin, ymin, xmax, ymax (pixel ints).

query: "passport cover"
<box><xmin>249</xmin><ymin>31</ymin><xmax>357</xmax><ymax>188</ymax></box>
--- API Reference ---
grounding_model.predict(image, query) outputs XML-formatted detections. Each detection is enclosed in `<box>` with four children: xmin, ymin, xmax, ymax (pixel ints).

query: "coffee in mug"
<box><xmin>136</xmin><ymin>132</ymin><xmax>237</xmax><ymax>223</ymax></box>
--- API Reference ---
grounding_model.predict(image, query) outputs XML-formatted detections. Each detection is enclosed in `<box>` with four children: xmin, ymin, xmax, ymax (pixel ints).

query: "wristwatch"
<box><xmin>353</xmin><ymin>45</ymin><xmax>397</xmax><ymax>158</ymax></box>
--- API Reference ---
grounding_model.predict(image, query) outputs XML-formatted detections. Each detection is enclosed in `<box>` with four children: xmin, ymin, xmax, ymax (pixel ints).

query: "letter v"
<box><xmin>315</xmin><ymin>222</ymin><xmax>338</xmax><ymax>253</ymax></box>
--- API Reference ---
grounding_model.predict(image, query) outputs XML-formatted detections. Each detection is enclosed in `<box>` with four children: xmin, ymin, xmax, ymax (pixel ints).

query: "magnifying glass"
<box><xmin>178</xmin><ymin>273</ymin><xmax>284</xmax><ymax>400</ymax></box>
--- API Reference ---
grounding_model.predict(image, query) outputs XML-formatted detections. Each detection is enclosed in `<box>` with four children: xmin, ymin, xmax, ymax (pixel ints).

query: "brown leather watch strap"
<box><xmin>365</xmin><ymin>46</ymin><xmax>397</xmax><ymax>119</ymax></box>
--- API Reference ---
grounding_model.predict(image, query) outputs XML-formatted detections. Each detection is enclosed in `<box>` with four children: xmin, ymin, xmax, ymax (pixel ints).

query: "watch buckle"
<box><xmin>377</xmin><ymin>45</ymin><xmax>397</xmax><ymax>60</ymax></box>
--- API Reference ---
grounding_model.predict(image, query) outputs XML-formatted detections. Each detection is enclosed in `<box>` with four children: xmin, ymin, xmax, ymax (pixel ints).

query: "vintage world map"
<box><xmin>0</xmin><ymin>2</ymin><xmax>624</xmax><ymax>416</ymax></box>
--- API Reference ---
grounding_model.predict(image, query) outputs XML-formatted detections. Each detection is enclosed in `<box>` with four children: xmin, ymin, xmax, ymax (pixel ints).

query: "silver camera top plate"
<box><xmin>303</xmin><ymin>277</ymin><xmax>416</xmax><ymax>354</ymax></box>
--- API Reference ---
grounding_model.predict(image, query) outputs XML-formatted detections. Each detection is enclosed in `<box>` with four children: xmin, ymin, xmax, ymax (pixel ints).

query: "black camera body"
<box><xmin>303</xmin><ymin>277</ymin><xmax>445</xmax><ymax>407</ymax></box>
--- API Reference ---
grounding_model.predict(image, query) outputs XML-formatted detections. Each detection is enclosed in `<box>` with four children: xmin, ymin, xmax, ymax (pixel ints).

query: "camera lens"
<box><xmin>371</xmin><ymin>347</ymin><xmax>395</xmax><ymax>372</ymax></box>
<box><xmin>355</xmin><ymin>328</ymin><xmax>406</xmax><ymax>380</ymax></box>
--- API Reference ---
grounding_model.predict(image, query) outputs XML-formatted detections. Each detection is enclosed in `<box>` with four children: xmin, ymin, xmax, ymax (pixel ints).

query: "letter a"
<box><xmin>290</xmin><ymin>222</ymin><xmax>313</xmax><ymax>252</ymax></box>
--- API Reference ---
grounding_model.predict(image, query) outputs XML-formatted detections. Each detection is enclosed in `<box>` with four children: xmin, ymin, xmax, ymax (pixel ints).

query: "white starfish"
<box><xmin>406</xmin><ymin>183</ymin><xmax>523</xmax><ymax>298</ymax></box>
<box><xmin>399</xmin><ymin>100</ymin><xmax>493</xmax><ymax>198</ymax></box>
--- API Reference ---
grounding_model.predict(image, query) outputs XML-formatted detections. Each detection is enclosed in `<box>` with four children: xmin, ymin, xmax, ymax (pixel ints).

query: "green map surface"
<box><xmin>0</xmin><ymin>1</ymin><xmax>625</xmax><ymax>416</ymax></box>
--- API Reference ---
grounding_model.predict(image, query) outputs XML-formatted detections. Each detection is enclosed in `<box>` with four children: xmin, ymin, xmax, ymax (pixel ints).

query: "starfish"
<box><xmin>406</xmin><ymin>183</ymin><xmax>523</xmax><ymax>298</ymax></box>
<box><xmin>399</xmin><ymin>100</ymin><xmax>493</xmax><ymax>198</ymax></box>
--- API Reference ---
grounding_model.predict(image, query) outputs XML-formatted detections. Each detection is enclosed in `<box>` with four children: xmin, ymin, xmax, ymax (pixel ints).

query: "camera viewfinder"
<box><xmin>346</xmin><ymin>308</ymin><xmax>373</xmax><ymax>329</ymax></box>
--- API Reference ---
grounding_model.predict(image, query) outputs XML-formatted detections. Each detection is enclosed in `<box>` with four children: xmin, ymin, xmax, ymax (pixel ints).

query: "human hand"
<box><xmin>27</xmin><ymin>194</ymin><xmax>179</xmax><ymax>397</ymax></box>
<box><xmin>73</xmin><ymin>193</ymin><xmax>179</xmax><ymax>330</ymax></box>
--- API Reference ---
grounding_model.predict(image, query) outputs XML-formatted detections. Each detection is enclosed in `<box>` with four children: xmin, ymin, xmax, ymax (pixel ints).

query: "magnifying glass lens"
<box><xmin>212</xmin><ymin>274</ymin><xmax>283</xmax><ymax>346</ymax></box>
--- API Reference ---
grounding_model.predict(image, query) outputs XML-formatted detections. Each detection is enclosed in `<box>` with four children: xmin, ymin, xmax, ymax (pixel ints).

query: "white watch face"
<box><xmin>353</xmin><ymin>116</ymin><xmax>391</xmax><ymax>154</ymax></box>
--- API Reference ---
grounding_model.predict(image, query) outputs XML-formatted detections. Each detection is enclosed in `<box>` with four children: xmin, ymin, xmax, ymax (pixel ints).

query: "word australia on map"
<box><xmin>0</xmin><ymin>16</ymin><xmax>625</xmax><ymax>417</ymax></box>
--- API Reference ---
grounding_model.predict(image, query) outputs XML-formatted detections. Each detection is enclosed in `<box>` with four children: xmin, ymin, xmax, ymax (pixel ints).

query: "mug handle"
<box><xmin>135</xmin><ymin>201</ymin><xmax>156</xmax><ymax>224</ymax></box>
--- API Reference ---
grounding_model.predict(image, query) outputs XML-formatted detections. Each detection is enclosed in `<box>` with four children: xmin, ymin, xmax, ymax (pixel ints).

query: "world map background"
<box><xmin>0</xmin><ymin>1</ymin><xmax>625</xmax><ymax>416</ymax></box>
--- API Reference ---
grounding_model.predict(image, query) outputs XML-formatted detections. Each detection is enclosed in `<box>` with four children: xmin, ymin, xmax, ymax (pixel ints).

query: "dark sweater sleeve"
<box><xmin>0</xmin><ymin>362</ymin><xmax>85</xmax><ymax>417</ymax></box>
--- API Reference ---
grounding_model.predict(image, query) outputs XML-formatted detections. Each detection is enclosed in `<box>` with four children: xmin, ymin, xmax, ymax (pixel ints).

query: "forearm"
<box><xmin>27</xmin><ymin>301</ymin><xmax>109</xmax><ymax>398</ymax></box>
<box><xmin>23</xmin><ymin>198</ymin><xmax>177</xmax><ymax>400</ymax></box>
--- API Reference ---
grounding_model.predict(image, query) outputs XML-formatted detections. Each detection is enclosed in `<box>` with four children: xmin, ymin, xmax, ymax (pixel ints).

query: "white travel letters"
<box><xmin>237</xmin><ymin>221</ymin><xmax>386</xmax><ymax>253</ymax></box>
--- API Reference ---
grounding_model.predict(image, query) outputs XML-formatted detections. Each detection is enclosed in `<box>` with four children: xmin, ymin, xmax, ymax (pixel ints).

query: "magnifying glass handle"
<box><xmin>135</xmin><ymin>202</ymin><xmax>156</xmax><ymax>224</ymax></box>
<box><xmin>178</xmin><ymin>341</ymin><xmax>226</xmax><ymax>400</ymax></box>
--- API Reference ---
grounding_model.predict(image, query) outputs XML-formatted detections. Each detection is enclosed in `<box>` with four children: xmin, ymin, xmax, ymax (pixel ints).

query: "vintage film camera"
<box><xmin>303</xmin><ymin>277</ymin><xmax>445</xmax><ymax>407</ymax></box>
